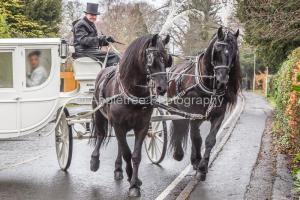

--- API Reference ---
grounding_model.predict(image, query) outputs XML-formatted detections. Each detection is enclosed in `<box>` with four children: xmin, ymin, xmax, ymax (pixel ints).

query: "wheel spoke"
<box><xmin>58</xmin><ymin>143</ymin><xmax>63</xmax><ymax>158</ymax></box>
<box><xmin>61</xmin><ymin>144</ymin><xmax>66</xmax><ymax>165</ymax></box>
<box><xmin>148</xmin><ymin>138</ymin><xmax>153</xmax><ymax>152</ymax></box>
<box><xmin>154</xmin><ymin>140</ymin><xmax>158</xmax><ymax>160</ymax></box>
<box><xmin>63</xmin><ymin>143</ymin><xmax>68</xmax><ymax>165</ymax></box>
<box><xmin>155</xmin><ymin>134</ymin><xmax>164</xmax><ymax>143</ymax></box>
<box><xmin>152</xmin><ymin>130</ymin><xmax>163</xmax><ymax>139</ymax></box>
<box><xmin>154</xmin><ymin>138</ymin><xmax>162</xmax><ymax>157</ymax></box>
<box><xmin>151</xmin><ymin>138</ymin><xmax>155</xmax><ymax>159</ymax></box>
<box><xmin>145</xmin><ymin>108</ymin><xmax>167</xmax><ymax>163</ymax></box>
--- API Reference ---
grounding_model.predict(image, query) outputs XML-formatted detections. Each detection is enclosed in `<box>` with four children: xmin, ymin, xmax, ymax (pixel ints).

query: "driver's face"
<box><xmin>29</xmin><ymin>55</ymin><xmax>40</xmax><ymax>70</ymax></box>
<box><xmin>86</xmin><ymin>14</ymin><xmax>97</xmax><ymax>23</ymax></box>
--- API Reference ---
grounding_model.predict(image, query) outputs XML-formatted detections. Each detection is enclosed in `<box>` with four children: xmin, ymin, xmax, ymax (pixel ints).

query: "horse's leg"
<box><xmin>198</xmin><ymin>113</ymin><xmax>225</xmax><ymax>180</ymax></box>
<box><xmin>170</xmin><ymin>120</ymin><xmax>190</xmax><ymax>161</ymax></box>
<box><xmin>190</xmin><ymin>120</ymin><xmax>202</xmax><ymax>170</ymax></box>
<box><xmin>90</xmin><ymin>108</ymin><xmax>107</xmax><ymax>172</ymax></box>
<box><xmin>114</xmin><ymin>125</ymin><xmax>133</xmax><ymax>183</ymax></box>
<box><xmin>128</xmin><ymin>125</ymin><xmax>148</xmax><ymax>197</ymax></box>
<box><xmin>114</xmin><ymin>144</ymin><xmax>123</xmax><ymax>180</ymax></box>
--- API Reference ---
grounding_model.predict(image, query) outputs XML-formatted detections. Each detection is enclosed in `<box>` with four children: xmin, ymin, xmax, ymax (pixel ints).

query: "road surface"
<box><xmin>0</xmin><ymin>120</ymin><xmax>213</xmax><ymax>199</ymax></box>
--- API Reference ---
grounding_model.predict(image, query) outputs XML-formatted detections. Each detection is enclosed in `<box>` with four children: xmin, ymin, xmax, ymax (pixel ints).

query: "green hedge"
<box><xmin>272</xmin><ymin>47</ymin><xmax>300</xmax><ymax>150</ymax></box>
<box><xmin>271</xmin><ymin>47</ymin><xmax>300</xmax><ymax>197</ymax></box>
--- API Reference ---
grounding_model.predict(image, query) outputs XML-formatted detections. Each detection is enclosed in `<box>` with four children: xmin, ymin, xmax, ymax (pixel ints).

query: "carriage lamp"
<box><xmin>59</xmin><ymin>39</ymin><xmax>69</xmax><ymax>59</ymax></box>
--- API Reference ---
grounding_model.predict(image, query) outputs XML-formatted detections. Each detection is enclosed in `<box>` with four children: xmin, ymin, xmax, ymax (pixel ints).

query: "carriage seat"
<box><xmin>73</xmin><ymin>57</ymin><xmax>103</xmax><ymax>93</ymax></box>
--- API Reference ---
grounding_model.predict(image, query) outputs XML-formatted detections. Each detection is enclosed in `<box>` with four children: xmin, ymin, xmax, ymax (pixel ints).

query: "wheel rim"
<box><xmin>55</xmin><ymin>112</ymin><xmax>70</xmax><ymax>169</ymax></box>
<box><xmin>144</xmin><ymin>108</ymin><xmax>166</xmax><ymax>163</ymax></box>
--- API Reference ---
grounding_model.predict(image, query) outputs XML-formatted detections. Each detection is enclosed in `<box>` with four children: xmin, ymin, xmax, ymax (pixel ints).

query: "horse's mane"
<box><xmin>226</xmin><ymin>50</ymin><xmax>241</xmax><ymax>107</ymax></box>
<box><xmin>119</xmin><ymin>35</ymin><xmax>153</xmax><ymax>90</ymax></box>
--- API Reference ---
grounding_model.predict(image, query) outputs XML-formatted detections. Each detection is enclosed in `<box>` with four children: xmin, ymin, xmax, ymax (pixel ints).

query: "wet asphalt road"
<box><xmin>0</xmin><ymin>121</ymin><xmax>211</xmax><ymax>200</ymax></box>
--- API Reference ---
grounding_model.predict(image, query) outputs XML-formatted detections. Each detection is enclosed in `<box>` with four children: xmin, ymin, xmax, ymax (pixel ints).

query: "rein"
<box><xmin>162</xmin><ymin>38</ymin><xmax>232</xmax><ymax>119</ymax></box>
<box><xmin>95</xmin><ymin>45</ymin><xmax>161</xmax><ymax>108</ymax></box>
<box><xmin>93</xmin><ymin>37</ymin><xmax>232</xmax><ymax>121</ymax></box>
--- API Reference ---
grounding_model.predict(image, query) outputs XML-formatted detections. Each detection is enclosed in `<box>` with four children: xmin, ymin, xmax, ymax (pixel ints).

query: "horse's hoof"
<box><xmin>193</xmin><ymin>164</ymin><xmax>198</xmax><ymax>170</ymax></box>
<box><xmin>114</xmin><ymin>171</ymin><xmax>124</xmax><ymax>181</ymax></box>
<box><xmin>90</xmin><ymin>156</ymin><xmax>100</xmax><ymax>172</ymax></box>
<box><xmin>173</xmin><ymin>150</ymin><xmax>184</xmax><ymax>161</ymax></box>
<box><xmin>128</xmin><ymin>187</ymin><xmax>141</xmax><ymax>197</ymax></box>
<box><xmin>192</xmin><ymin>161</ymin><xmax>200</xmax><ymax>170</ymax></box>
<box><xmin>127</xmin><ymin>178</ymin><xmax>142</xmax><ymax>186</ymax></box>
<box><xmin>137</xmin><ymin>178</ymin><xmax>142</xmax><ymax>186</ymax></box>
<box><xmin>198</xmin><ymin>160</ymin><xmax>208</xmax><ymax>173</ymax></box>
<box><xmin>196</xmin><ymin>172</ymin><xmax>206</xmax><ymax>181</ymax></box>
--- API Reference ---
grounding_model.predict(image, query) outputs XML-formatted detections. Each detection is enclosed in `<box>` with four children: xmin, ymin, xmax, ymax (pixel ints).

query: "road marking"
<box><xmin>0</xmin><ymin>140</ymin><xmax>86</xmax><ymax>171</ymax></box>
<box><xmin>156</xmin><ymin>94</ymin><xmax>245</xmax><ymax>200</ymax></box>
<box><xmin>0</xmin><ymin>155</ymin><xmax>44</xmax><ymax>171</ymax></box>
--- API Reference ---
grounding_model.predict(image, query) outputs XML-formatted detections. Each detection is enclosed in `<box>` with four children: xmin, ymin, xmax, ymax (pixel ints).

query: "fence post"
<box><xmin>252</xmin><ymin>52</ymin><xmax>256</xmax><ymax>91</ymax></box>
<box><xmin>265</xmin><ymin>66</ymin><xmax>269</xmax><ymax>96</ymax></box>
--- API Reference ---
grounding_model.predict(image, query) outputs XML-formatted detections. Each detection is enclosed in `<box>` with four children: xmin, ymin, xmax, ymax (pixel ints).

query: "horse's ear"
<box><xmin>163</xmin><ymin>34</ymin><xmax>170</xmax><ymax>45</ymax></box>
<box><xmin>217</xmin><ymin>26</ymin><xmax>224</xmax><ymax>40</ymax></box>
<box><xmin>234</xmin><ymin>29</ymin><xmax>239</xmax><ymax>38</ymax></box>
<box><xmin>151</xmin><ymin>34</ymin><xmax>159</xmax><ymax>47</ymax></box>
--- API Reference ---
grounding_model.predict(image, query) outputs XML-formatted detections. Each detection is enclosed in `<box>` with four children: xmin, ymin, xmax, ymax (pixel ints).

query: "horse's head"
<box><xmin>119</xmin><ymin>34</ymin><xmax>172</xmax><ymax>96</ymax></box>
<box><xmin>212</xmin><ymin>27</ymin><xmax>239</xmax><ymax>89</ymax></box>
<box><xmin>145</xmin><ymin>34</ymin><xmax>172</xmax><ymax>95</ymax></box>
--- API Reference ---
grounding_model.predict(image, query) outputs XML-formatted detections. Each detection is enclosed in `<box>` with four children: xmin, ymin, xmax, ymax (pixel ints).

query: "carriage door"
<box><xmin>19</xmin><ymin>47</ymin><xmax>60</xmax><ymax>136</ymax></box>
<box><xmin>0</xmin><ymin>48</ymin><xmax>20</xmax><ymax>138</ymax></box>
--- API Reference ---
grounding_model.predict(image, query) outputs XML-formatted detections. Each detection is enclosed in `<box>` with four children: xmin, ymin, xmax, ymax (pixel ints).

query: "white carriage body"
<box><xmin>73</xmin><ymin>57</ymin><xmax>102</xmax><ymax>93</ymax></box>
<box><xmin>0</xmin><ymin>38</ymin><xmax>103</xmax><ymax>138</ymax></box>
<box><xmin>0</xmin><ymin>38</ymin><xmax>61</xmax><ymax>138</ymax></box>
<box><xmin>0</xmin><ymin>38</ymin><xmax>167</xmax><ymax>171</ymax></box>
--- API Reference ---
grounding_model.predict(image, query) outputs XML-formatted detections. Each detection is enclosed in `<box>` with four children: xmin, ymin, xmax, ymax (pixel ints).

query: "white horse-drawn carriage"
<box><xmin>0</xmin><ymin>38</ymin><xmax>168</xmax><ymax>170</ymax></box>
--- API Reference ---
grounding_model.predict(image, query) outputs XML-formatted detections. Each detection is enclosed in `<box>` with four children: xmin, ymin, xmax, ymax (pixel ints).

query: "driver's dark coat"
<box><xmin>72</xmin><ymin>17</ymin><xmax>108</xmax><ymax>58</ymax></box>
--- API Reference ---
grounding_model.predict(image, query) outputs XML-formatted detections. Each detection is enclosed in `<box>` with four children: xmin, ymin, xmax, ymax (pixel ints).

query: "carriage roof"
<box><xmin>0</xmin><ymin>38</ymin><xmax>61</xmax><ymax>46</ymax></box>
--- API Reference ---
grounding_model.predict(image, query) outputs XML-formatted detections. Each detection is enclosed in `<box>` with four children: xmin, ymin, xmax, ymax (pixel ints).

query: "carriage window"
<box><xmin>26</xmin><ymin>49</ymin><xmax>51</xmax><ymax>88</ymax></box>
<box><xmin>0</xmin><ymin>52</ymin><xmax>13</xmax><ymax>88</ymax></box>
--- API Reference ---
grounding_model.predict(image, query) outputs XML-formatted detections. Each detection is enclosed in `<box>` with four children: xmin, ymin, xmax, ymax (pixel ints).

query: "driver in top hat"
<box><xmin>72</xmin><ymin>3</ymin><xmax>120</xmax><ymax>67</ymax></box>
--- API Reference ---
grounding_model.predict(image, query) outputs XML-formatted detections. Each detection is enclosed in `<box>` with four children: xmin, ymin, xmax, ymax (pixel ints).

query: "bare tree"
<box><xmin>96</xmin><ymin>2</ymin><xmax>149</xmax><ymax>52</ymax></box>
<box><xmin>147</xmin><ymin>0</ymin><xmax>221</xmax><ymax>55</ymax></box>
<box><xmin>59</xmin><ymin>0</ymin><xmax>83</xmax><ymax>40</ymax></box>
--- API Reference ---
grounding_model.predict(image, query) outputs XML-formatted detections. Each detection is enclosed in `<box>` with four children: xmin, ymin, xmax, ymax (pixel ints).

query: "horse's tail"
<box><xmin>169</xmin><ymin>120</ymin><xmax>189</xmax><ymax>151</ymax></box>
<box><xmin>89</xmin><ymin>97</ymin><xmax>109</xmax><ymax>146</ymax></box>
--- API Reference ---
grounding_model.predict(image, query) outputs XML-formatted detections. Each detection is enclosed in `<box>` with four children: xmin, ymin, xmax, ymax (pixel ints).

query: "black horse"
<box><xmin>90</xmin><ymin>34</ymin><xmax>172</xmax><ymax>197</ymax></box>
<box><xmin>167</xmin><ymin>27</ymin><xmax>241</xmax><ymax>180</ymax></box>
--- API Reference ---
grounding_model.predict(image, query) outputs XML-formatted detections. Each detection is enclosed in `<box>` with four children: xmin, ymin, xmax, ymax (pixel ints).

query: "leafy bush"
<box><xmin>272</xmin><ymin>47</ymin><xmax>300</xmax><ymax>195</ymax></box>
<box><xmin>293</xmin><ymin>153</ymin><xmax>300</xmax><ymax>196</ymax></box>
<box><xmin>272</xmin><ymin>48</ymin><xmax>300</xmax><ymax>150</ymax></box>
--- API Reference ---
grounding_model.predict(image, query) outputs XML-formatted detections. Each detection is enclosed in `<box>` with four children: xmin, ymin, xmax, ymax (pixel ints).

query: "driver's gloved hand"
<box><xmin>106</xmin><ymin>36</ymin><xmax>116</xmax><ymax>43</ymax></box>
<box><xmin>98</xmin><ymin>35</ymin><xmax>109</xmax><ymax>46</ymax></box>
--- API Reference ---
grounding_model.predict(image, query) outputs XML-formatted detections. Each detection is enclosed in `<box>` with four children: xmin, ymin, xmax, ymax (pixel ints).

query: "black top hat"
<box><xmin>84</xmin><ymin>3</ymin><xmax>100</xmax><ymax>15</ymax></box>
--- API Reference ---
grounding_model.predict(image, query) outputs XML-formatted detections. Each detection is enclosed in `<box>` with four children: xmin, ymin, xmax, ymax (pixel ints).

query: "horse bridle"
<box><xmin>116</xmin><ymin>46</ymin><xmax>168</xmax><ymax>105</ymax></box>
<box><xmin>194</xmin><ymin>38</ymin><xmax>232</xmax><ymax>96</ymax></box>
<box><xmin>210</xmin><ymin>40</ymin><xmax>231</xmax><ymax>71</ymax></box>
<box><xmin>145</xmin><ymin>46</ymin><xmax>165</xmax><ymax>81</ymax></box>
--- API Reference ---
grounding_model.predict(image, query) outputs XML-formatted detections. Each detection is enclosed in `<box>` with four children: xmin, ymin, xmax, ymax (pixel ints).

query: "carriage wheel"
<box><xmin>55</xmin><ymin>108</ymin><xmax>73</xmax><ymax>171</ymax></box>
<box><xmin>144</xmin><ymin>108</ymin><xmax>168</xmax><ymax>164</ymax></box>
